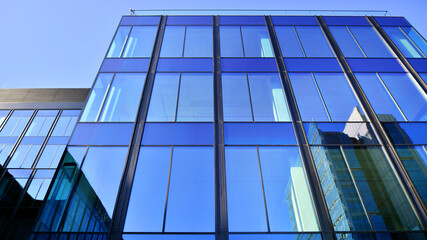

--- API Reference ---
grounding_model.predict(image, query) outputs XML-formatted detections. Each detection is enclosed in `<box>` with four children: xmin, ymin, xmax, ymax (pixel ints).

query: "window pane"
<box><xmin>100</xmin><ymin>73</ymin><xmax>146</xmax><ymax>122</ymax></box>
<box><xmin>124</xmin><ymin>147</ymin><xmax>171</xmax><ymax>232</ymax></box>
<box><xmin>349</xmin><ymin>26</ymin><xmax>394</xmax><ymax>58</ymax></box>
<box><xmin>165</xmin><ymin>147</ymin><xmax>214</xmax><ymax>232</ymax></box>
<box><xmin>222</xmin><ymin>73</ymin><xmax>252</xmax><ymax>121</ymax></box>
<box><xmin>80</xmin><ymin>74</ymin><xmax>113</xmax><ymax>122</ymax></box>
<box><xmin>383</xmin><ymin>27</ymin><xmax>425</xmax><ymax>58</ymax></box>
<box><xmin>226</xmin><ymin>147</ymin><xmax>267</xmax><ymax>232</ymax></box>
<box><xmin>0</xmin><ymin>110</ymin><xmax>9</xmax><ymax>126</ymax></box>
<box><xmin>274</xmin><ymin>26</ymin><xmax>305</xmax><ymax>57</ymax></box>
<box><xmin>7</xmin><ymin>144</ymin><xmax>41</xmax><ymax>168</ymax></box>
<box><xmin>0</xmin><ymin>110</ymin><xmax>34</xmax><ymax>137</ymax></box>
<box><xmin>241</xmin><ymin>26</ymin><xmax>274</xmax><ymax>57</ymax></box>
<box><xmin>51</xmin><ymin>110</ymin><xmax>80</xmax><ymax>137</ymax></box>
<box><xmin>295</xmin><ymin>26</ymin><xmax>334</xmax><ymax>57</ymax></box>
<box><xmin>315</xmin><ymin>73</ymin><xmax>365</xmax><ymax>121</ymax></box>
<box><xmin>329</xmin><ymin>26</ymin><xmax>365</xmax><ymax>57</ymax></box>
<box><xmin>420</xmin><ymin>73</ymin><xmax>427</xmax><ymax>86</ymax></box>
<box><xmin>184</xmin><ymin>26</ymin><xmax>213</xmax><ymax>57</ymax></box>
<box><xmin>177</xmin><ymin>73</ymin><xmax>213</xmax><ymax>122</ymax></box>
<box><xmin>107</xmin><ymin>26</ymin><xmax>131</xmax><ymax>58</ymax></box>
<box><xmin>289</xmin><ymin>73</ymin><xmax>329</xmax><ymax>121</ymax></box>
<box><xmin>122</xmin><ymin>26</ymin><xmax>158</xmax><ymax>57</ymax></box>
<box><xmin>25</xmin><ymin>110</ymin><xmax>58</xmax><ymax>136</ymax></box>
<box><xmin>248</xmin><ymin>73</ymin><xmax>291</xmax><ymax>121</ymax></box>
<box><xmin>356</xmin><ymin>73</ymin><xmax>406</xmax><ymax>121</ymax></box>
<box><xmin>379</xmin><ymin>73</ymin><xmax>427</xmax><ymax>121</ymax></box>
<box><xmin>36</xmin><ymin>145</ymin><xmax>66</xmax><ymax>168</ymax></box>
<box><xmin>259</xmin><ymin>147</ymin><xmax>319</xmax><ymax>232</ymax></box>
<box><xmin>160</xmin><ymin>26</ymin><xmax>185</xmax><ymax>57</ymax></box>
<box><xmin>0</xmin><ymin>144</ymin><xmax>14</xmax><ymax>166</ymax></box>
<box><xmin>220</xmin><ymin>26</ymin><xmax>244</xmax><ymax>57</ymax></box>
<box><xmin>402</xmin><ymin>27</ymin><xmax>427</xmax><ymax>57</ymax></box>
<box><xmin>147</xmin><ymin>73</ymin><xmax>180</xmax><ymax>122</ymax></box>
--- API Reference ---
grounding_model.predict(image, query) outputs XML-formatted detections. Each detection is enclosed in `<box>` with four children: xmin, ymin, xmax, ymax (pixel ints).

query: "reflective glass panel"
<box><xmin>7</xmin><ymin>144</ymin><xmax>41</xmax><ymax>168</ymax></box>
<box><xmin>329</xmin><ymin>26</ymin><xmax>365</xmax><ymax>57</ymax></box>
<box><xmin>379</xmin><ymin>73</ymin><xmax>427</xmax><ymax>121</ymax></box>
<box><xmin>248</xmin><ymin>73</ymin><xmax>291</xmax><ymax>121</ymax></box>
<box><xmin>222</xmin><ymin>73</ymin><xmax>252</xmax><ymax>121</ymax></box>
<box><xmin>80</xmin><ymin>74</ymin><xmax>113</xmax><ymax>122</ymax></box>
<box><xmin>25</xmin><ymin>110</ymin><xmax>58</xmax><ymax>136</ymax></box>
<box><xmin>402</xmin><ymin>27</ymin><xmax>427</xmax><ymax>56</ymax></box>
<box><xmin>259</xmin><ymin>147</ymin><xmax>319</xmax><ymax>231</ymax></box>
<box><xmin>107</xmin><ymin>26</ymin><xmax>131</xmax><ymax>58</ymax></box>
<box><xmin>100</xmin><ymin>73</ymin><xmax>146</xmax><ymax>122</ymax></box>
<box><xmin>124</xmin><ymin>147</ymin><xmax>171</xmax><ymax>232</ymax></box>
<box><xmin>226</xmin><ymin>147</ymin><xmax>267</xmax><ymax>232</ymax></box>
<box><xmin>274</xmin><ymin>26</ymin><xmax>305</xmax><ymax>57</ymax></box>
<box><xmin>229</xmin><ymin>234</ymin><xmax>322</xmax><ymax>240</ymax></box>
<box><xmin>122</xmin><ymin>26</ymin><xmax>158</xmax><ymax>57</ymax></box>
<box><xmin>160</xmin><ymin>26</ymin><xmax>185</xmax><ymax>57</ymax></box>
<box><xmin>0</xmin><ymin>110</ymin><xmax>33</xmax><ymax>137</ymax></box>
<box><xmin>383</xmin><ymin>122</ymin><xmax>427</xmax><ymax>145</ymax></box>
<box><xmin>123</xmin><ymin>235</ymin><xmax>215</xmax><ymax>240</ymax></box>
<box><xmin>147</xmin><ymin>73</ymin><xmax>180</xmax><ymax>122</ymax></box>
<box><xmin>383</xmin><ymin>27</ymin><xmax>425</xmax><ymax>58</ymax></box>
<box><xmin>183</xmin><ymin>26</ymin><xmax>213</xmax><ymax>57</ymax></box>
<box><xmin>51</xmin><ymin>110</ymin><xmax>80</xmax><ymax>136</ymax></box>
<box><xmin>165</xmin><ymin>147</ymin><xmax>214</xmax><ymax>232</ymax></box>
<box><xmin>349</xmin><ymin>26</ymin><xmax>394</xmax><ymax>58</ymax></box>
<box><xmin>224</xmin><ymin>123</ymin><xmax>296</xmax><ymax>145</ymax></box>
<box><xmin>220</xmin><ymin>26</ymin><xmax>244</xmax><ymax>57</ymax></box>
<box><xmin>420</xmin><ymin>73</ymin><xmax>427</xmax><ymax>85</ymax></box>
<box><xmin>295</xmin><ymin>26</ymin><xmax>334</xmax><ymax>57</ymax></box>
<box><xmin>0</xmin><ymin>110</ymin><xmax>9</xmax><ymax>126</ymax></box>
<box><xmin>36</xmin><ymin>145</ymin><xmax>66</xmax><ymax>168</ymax></box>
<box><xmin>241</xmin><ymin>26</ymin><xmax>274</xmax><ymax>57</ymax></box>
<box><xmin>0</xmin><ymin>144</ymin><xmax>13</xmax><ymax>166</ymax></box>
<box><xmin>176</xmin><ymin>73</ymin><xmax>213</xmax><ymax>122</ymax></box>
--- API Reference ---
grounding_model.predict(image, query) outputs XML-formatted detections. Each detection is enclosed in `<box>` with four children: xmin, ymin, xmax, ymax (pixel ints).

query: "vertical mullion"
<box><xmin>256</xmin><ymin>146</ymin><xmax>271</xmax><ymax>232</ymax></box>
<box><xmin>398</xmin><ymin>26</ymin><xmax>427</xmax><ymax>58</ymax></box>
<box><xmin>347</xmin><ymin>26</ymin><xmax>368</xmax><ymax>58</ymax></box>
<box><xmin>265</xmin><ymin>16</ymin><xmax>336</xmax><ymax>240</ymax></box>
<box><xmin>375</xmin><ymin>73</ymin><xmax>408</xmax><ymax>121</ymax></box>
<box><xmin>318</xmin><ymin>15</ymin><xmax>427</xmax><ymax>229</ymax></box>
<box><xmin>213</xmin><ymin>15</ymin><xmax>229</xmax><ymax>240</ymax></box>
<box><xmin>239</xmin><ymin>26</ymin><xmax>246</xmax><ymax>57</ymax></box>
<box><xmin>245</xmin><ymin>73</ymin><xmax>255</xmax><ymax>122</ymax></box>
<box><xmin>0</xmin><ymin>109</ymin><xmax>13</xmax><ymax>131</ymax></box>
<box><xmin>119</xmin><ymin>26</ymin><xmax>133</xmax><ymax>58</ymax></box>
<box><xmin>293</xmin><ymin>26</ymin><xmax>308</xmax><ymax>57</ymax></box>
<box><xmin>174</xmin><ymin>73</ymin><xmax>182</xmax><ymax>122</ymax></box>
<box><xmin>182</xmin><ymin>26</ymin><xmax>187</xmax><ymax>57</ymax></box>
<box><xmin>162</xmin><ymin>146</ymin><xmax>174</xmax><ymax>232</ymax></box>
<box><xmin>311</xmin><ymin>73</ymin><xmax>332</xmax><ymax>121</ymax></box>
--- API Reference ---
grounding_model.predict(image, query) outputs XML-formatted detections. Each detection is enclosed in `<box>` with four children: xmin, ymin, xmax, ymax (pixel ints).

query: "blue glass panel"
<box><xmin>305</xmin><ymin>122</ymin><xmax>378</xmax><ymax>145</ymax></box>
<box><xmin>383</xmin><ymin>27</ymin><xmax>425</xmax><ymax>58</ymax></box>
<box><xmin>99</xmin><ymin>73</ymin><xmax>146</xmax><ymax>122</ymax></box>
<box><xmin>176</xmin><ymin>73</ymin><xmax>213</xmax><ymax>122</ymax></box>
<box><xmin>20</xmin><ymin>136</ymin><xmax>45</xmax><ymax>144</ymax></box>
<box><xmin>124</xmin><ymin>147</ymin><xmax>171</xmax><ymax>232</ymax></box>
<box><xmin>379</xmin><ymin>73</ymin><xmax>427</xmax><ymax>121</ymax></box>
<box><xmin>25</xmin><ymin>110</ymin><xmax>58</xmax><ymax>137</ymax></box>
<box><xmin>122</xmin><ymin>234</ymin><xmax>215</xmax><ymax>240</ymax></box>
<box><xmin>69</xmin><ymin>123</ymin><xmax>133</xmax><ymax>145</ymax></box>
<box><xmin>329</xmin><ymin>26</ymin><xmax>365</xmax><ymax>57</ymax></box>
<box><xmin>241</xmin><ymin>26</ymin><xmax>274</xmax><ymax>57</ymax></box>
<box><xmin>323</xmin><ymin>16</ymin><xmax>370</xmax><ymax>26</ymax></box>
<box><xmin>374</xmin><ymin>17</ymin><xmax>411</xmax><ymax>26</ymax></box>
<box><xmin>160</xmin><ymin>26</ymin><xmax>185</xmax><ymax>57</ymax></box>
<box><xmin>222</xmin><ymin>73</ymin><xmax>252</xmax><ymax>121</ymax></box>
<box><xmin>107</xmin><ymin>26</ymin><xmax>130</xmax><ymax>58</ymax></box>
<box><xmin>47</xmin><ymin>136</ymin><xmax>70</xmax><ymax>145</ymax></box>
<box><xmin>141</xmin><ymin>123</ymin><xmax>213</xmax><ymax>145</ymax></box>
<box><xmin>420</xmin><ymin>73</ymin><xmax>427</xmax><ymax>85</ymax></box>
<box><xmin>272</xmin><ymin>16</ymin><xmax>318</xmax><ymax>25</ymax></box>
<box><xmin>147</xmin><ymin>73</ymin><xmax>180</xmax><ymax>122</ymax></box>
<box><xmin>347</xmin><ymin>58</ymin><xmax>405</xmax><ymax>72</ymax></box>
<box><xmin>229</xmin><ymin>234</ymin><xmax>322</xmax><ymax>240</ymax></box>
<box><xmin>0</xmin><ymin>144</ymin><xmax>14</xmax><ymax>166</ymax></box>
<box><xmin>259</xmin><ymin>147</ymin><xmax>319</xmax><ymax>231</ymax></box>
<box><xmin>219</xmin><ymin>16</ymin><xmax>265</xmax><ymax>25</ymax></box>
<box><xmin>225</xmin><ymin>147</ymin><xmax>267</xmax><ymax>232</ymax></box>
<box><xmin>295</xmin><ymin>26</ymin><xmax>334</xmax><ymax>57</ymax></box>
<box><xmin>0</xmin><ymin>110</ymin><xmax>34</xmax><ymax>137</ymax></box>
<box><xmin>284</xmin><ymin>58</ymin><xmax>342</xmax><ymax>72</ymax></box>
<box><xmin>122</xmin><ymin>26</ymin><xmax>158</xmax><ymax>58</ymax></box>
<box><xmin>383</xmin><ymin>122</ymin><xmax>427</xmax><ymax>144</ymax></box>
<box><xmin>315</xmin><ymin>73</ymin><xmax>365</xmax><ymax>121</ymax></box>
<box><xmin>52</xmin><ymin>110</ymin><xmax>80</xmax><ymax>137</ymax></box>
<box><xmin>81</xmin><ymin>74</ymin><xmax>113</xmax><ymax>122</ymax></box>
<box><xmin>120</xmin><ymin>16</ymin><xmax>160</xmax><ymax>25</ymax></box>
<box><xmin>167</xmin><ymin>16</ymin><xmax>212</xmax><ymax>25</ymax></box>
<box><xmin>288</xmin><ymin>73</ymin><xmax>329</xmax><ymax>121</ymax></box>
<box><xmin>402</xmin><ymin>27</ymin><xmax>427</xmax><ymax>57</ymax></box>
<box><xmin>7</xmin><ymin>144</ymin><xmax>41</xmax><ymax>168</ymax></box>
<box><xmin>100</xmin><ymin>58</ymin><xmax>150</xmax><ymax>72</ymax></box>
<box><xmin>220</xmin><ymin>26</ymin><xmax>244</xmax><ymax>57</ymax></box>
<box><xmin>408</xmin><ymin>59</ymin><xmax>427</xmax><ymax>72</ymax></box>
<box><xmin>274</xmin><ymin>26</ymin><xmax>305</xmax><ymax>57</ymax></box>
<box><xmin>0</xmin><ymin>137</ymin><xmax>18</xmax><ymax>144</ymax></box>
<box><xmin>184</xmin><ymin>26</ymin><xmax>213</xmax><ymax>57</ymax></box>
<box><xmin>157</xmin><ymin>58</ymin><xmax>213</xmax><ymax>72</ymax></box>
<box><xmin>221</xmin><ymin>58</ymin><xmax>278</xmax><ymax>72</ymax></box>
<box><xmin>36</xmin><ymin>145</ymin><xmax>66</xmax><ymax>168</ymax></box>
<box><xmin>337</xmin><ymin>232</ymin><xmax>427</xmax><ymax>240</ymax></box>
<box><xmin>349</xmin><ymin>26</ymin><xmax>394</xmax><ymax>57</ymax></box>
<box><xmin>355</xmin><ymin>73</ymin><xmax>406</xmax><ymax>121</ymax></box>
<box><xmin>0</xmin><ymin>110</ymin><xmax>9</xmax><ymax>126</ymax></box>
<box><xmin>165</xmin><ymin>147</ymin><xmax>214</xmax><ymax>232</ymax></box>
<box><xmin>81</xmin><ymin>147</ymin><xmax>128</xmax><ymax>217</ymax></box>
<box><xmin>224</xmin><ymin>123</ymin><xmax>296</xmax><ymax>145</ymax></box>
<box><xmin>248</xmin><ymin>73</ymin><xmax>291</xmax><ymax>121</ymax></box>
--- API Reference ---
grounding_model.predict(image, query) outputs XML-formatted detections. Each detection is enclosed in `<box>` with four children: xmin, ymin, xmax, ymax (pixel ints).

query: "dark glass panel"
<box><xmin>349</xmin><ymin>26</ymin><xmax>394</xmax><ymax>57</ymax></box>
<box><xmin>120</xmin><ymin>16</ymin><xmax>160</xmax><ymax>26</ymax></box>
<box><xmin>274</xmin><ymin>26</ymin><xmax>305</xmax><ymax>57</ymax></box>
<box><xmin>383</xmin><ymin>27</ymin><xmax>425</xmax><ymax>58</ymax></box>
<box><xmin>271</xmin><ymin>16</ymin><xmax>318</xmax><ymax>25</ymax></box>
<box><xmin>183</xmin><ymin>26</ymin><xmax>213</xmax><ymax>57</ymax></box>
<box><xmin>374</xmin><ymin>16</ymin><xmax>411</xmax><ymax>26</ymax></box>
<box><xmin>225</xmin><ymin>147</ymin><xmax>267</xmax><ymax>232</ymax></box>
<box><xmin>124</xmin><ymin>147</ymin><xmax>171</xmax><ymax>232</ymax></box>
<box><xmin>160</xmin><ymin>26</ymin><xmax>185</xmax><ymax>57</ymax></box>
<box><xmin>220</xmin><ymin>26</ymin><xmax>244</xmax><ymax>57</ymax></box>
<box><xmin>147</xmin><ymin>73</ymin><xmax>180</xmax><ymax>122</ymax></box>
<box><xmin>347</xmin><ymin>58</ymin><xmax>405</xmax><ymax>72</ymax></box>
<box><xmin>329</xmin><ymin>26</ymin><xmax>365</xmax><ymax>57</ymax></box>
<box><xmin>383</xmin><ymin>122</ymin><xmax>427</xmax><ymax>145</ymax></box>
<box><xmin>167</xmin><ymin>16</ymin><xmax>212</xmax><ymax>25</ymax></box>
<box><xmin>420</xmin><ymin>73</ymin><xmax>427</xmax><ymax>85</ymax></box>
<box><xmin>337</xmin><ymin>232</ymin><xmax>427</xmax><ymax>240</ymax></box>
<box><xmin>165</xmin><ymin>147</ymin><xmax>214</xmax><ymax>232</ymax></box>
<box><xmin>284</xmin><ymin>58</ymin><xmax>342</xmax><ymax>72</ymax></box>
<box><xmin>402</xmin><ymin>27</ymin><xmax>427</xmax><ymax>56</ymax></box>
<box><xmin>157</xmin><ymin>58</ymin><xmax>213</xmax><ymax>72</ymax></box>
<box><xmin>408</xmin><ymin>58</ymin><xmax>427</xmax><ymax>72</ymax></box>
<box><xmin>219</xmin><ymin>16</ymin><xmax>265</xmax><ymax>25</ymax></box>
<box><xmin>69</xmin><ymin>123</ymin><xmax>134</xmax><ymax>145</ymax></box>
<box><xmin>224</xmin><ymin>123</ymin><xmax>296</xmax><ymax>145</ymax></box>
<box><xmin>304</xmin><ymin>122</ymin><xmax>378</xmax><ymax>145</ymax></box>
<box><xmin>229</xmin><ymin>234</ymin><xmax>322</xmax><ymax>240</ymax></box>
<box><xmin>122</xmin><ymin>26</ymin><xmax>158</xmax><ymax>58</ymax></box>
<box><xmin>0</xmin><ymin>110</ymin><xmax>33</xmax><ymax>137</ymax></box>
<box><xmin>107</xmin><ymin>26</ymin><xmax>130</xmax><ymax>58</ymax></box>
<box><xmin>123</xmin><ymin>234</ymin><xmax>215</xmax><ymax>240</ymax></box>
<box><xmin>323</xmin><ymin>16</ymin><xmax>370</xmax><ymax>26</ymax></box>
<box><xmin>221</xmin><ymin>58</ymin><xmax>278</xmax><ymax>72</ymax></box>
<box><xmin>222</xmin><ymin>73</ymin><xmax>252</xmax><ymax>121</ymax></box>
<box><xmin>241</xmin><ymin>26</ymin><xmax>274</xmax><ymax>57</ymax></box>
<box><xmin>141</xmin><ymin>123</ymin><xmax>213</xmax><ymax>145</ymax></box>
<box><xmin>80</xmin><ymin>74</ymin><xmax>113</xmax><ymax>122</ymax></box>
<box><xmin>100</xmin><ymin>58</ymin><xmax>150</xmax><ymax>72</ymax></box>
<box><xmin>295</xmin><ymin>26</ymin><xmax>334</xmax><ymax>57</ymax></box>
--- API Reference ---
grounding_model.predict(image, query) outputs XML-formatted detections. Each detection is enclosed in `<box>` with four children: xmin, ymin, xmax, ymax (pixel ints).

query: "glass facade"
<box><xmin>1</xmin><ymin>13</ymin><xmax>427</xmax><ymax>240</ymax></box>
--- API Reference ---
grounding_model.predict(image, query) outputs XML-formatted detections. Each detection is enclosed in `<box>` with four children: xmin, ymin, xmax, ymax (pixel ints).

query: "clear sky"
<box><xmin>1</xmin><ymin>0</ymin><xmax>426</xmax><ymax>88</ymax></box>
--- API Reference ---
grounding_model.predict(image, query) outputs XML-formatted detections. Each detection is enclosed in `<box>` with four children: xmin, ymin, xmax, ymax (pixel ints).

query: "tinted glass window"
<box><xmin>51</xmin><ymin>110</ymin><xmax>80</xmax><ymax>136</ymax></box>
<box><xmin>222</xmin><ymin>73</ymin><xmax>252</xmax><ymax>121</ymax></box>
<box><xmin>122</xmin><ymin>26</ymin><xmax>158</xmax><ymax>57</ymax></box>
<box><xmin>241</xmin><ymin>26</ymin><xmax>274</xmax><ymax>57</ymax></box>
<box><xmin>160</xmin><ymin>26</ymin><xmax>185</xmax><ymax>57</ymax></box>
<box><xmin>220</xmin><ymin>26</ymin><xmax>244</xmax><ymax>57</ymax></box>
<box><xmin>7</xmin><ymin>144</ymin><xmax>41</xmax><ymax>168</ymax></box>
<box><xmin>349</xmin><ymin>26</ymin><xmax>394</xmax><ymax>58</ymax></box>
<box><xmin>305</xmin><ymin>122</ymin><xmax>378</xmax><ymax>145</ymax></box>
<box><xmin>147</xmin><ymin>73</ymin><xmax>180</xmax><ymax>122</ymax></box>
<box><xmin>383</xmin><ymin>27</ymin><xmax>425</xmax><ymax>58</ymax></box>
<box><xmin>401</xmin><ymin>27</ymin><xmax>427</xmax><ymax>57</ymax></box>
<box><xmin>184</xmin><ymin>26</ymin><xmax>213</xmax><ymax>57</ymax></box>
<box><xmin>80</xmin><ymin>74</ymin><xmax>113</xmax><ymax>122</ymax></box>
<box><xmin>25</xmin><ymin>110</ymin><xmax>58</xmax><ymax>137</ymax></box>
<box><xmin>36</xmin><ymin>145</ymin><xmax>66</xmax><ymax>168</ymax></box>
<box><xmin>0</xmin><ymin>110</ymin><xmax>9</xmax><ymax>126</ymax></box>
<box><xmin>0</xmin><ymin>110</ymin><xmax>34</xmax><ymax>137</ymax></box>
<box><xmin>107</xmin><ymin>26</ymin><xmax>131</xmax><ymax>58</ymax></box>
<box><xmin>0</xmin><ymin>144</ymin><xmax>13</xmax><ymax>166</ymax></box>
<box><xmin>329</xmin><ymin>26</ymin><xmax>365</xmax><ymax>57</ymax></box>
<box><xmin>274</xmin><ymin>26</ymin><xmax>305</xmax><ymax>57</ymax></box>
<box><xmin>295</xmin><ymin>26</ymin><xmax>334</xmax><ymax>57</ymax></box>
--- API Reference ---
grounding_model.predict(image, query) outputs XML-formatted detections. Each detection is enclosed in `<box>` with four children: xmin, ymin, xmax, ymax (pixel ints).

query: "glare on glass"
<box><xmin>146</xmin><ymin>73</ymin><xmax>180</xmax><ymax>122</ymax></box>
<box><xmin>80</xmin><ymin>74</ymin><xmax>114</xmax><ymax>122</ymax></box>
<box><xmin>122</xmin><ymin>26</ymin><xmax>158</xmax><ymax>57</ymax></box>
<box><xmin>222</xmin><ymin>73</ymin><xmax>252</xmax><ymax>121</ymax></box>
<box><xmin>349</xmin><ymin>26</ymin><xmax>394</xmax><ymax>58</ymax></box>
<box><xmin>25</xmin><ymin>110</ymin><xmax>58</xmax><ymax>137</ymax></box>
<box><xmin>0</xmin><ymin>110</ymin><xmax>34</xmax><ymax>137</ymax></box>
<box><xmin>107</xmin><ymin>26</ymin><xmax>131</xmax><ymax>58</ymax></box>
<box><xmin>383</xmin><ymin>27</ymin><xmax>425</xmax><ymax>58</ymax></box>
<box><xmin>401</xmin><ymin>27</ymin><xmax>427</xmax><ymax>57</ymax></box>
<box><xmin>241</xmin><ymin>26</ymin><xmax>274</xmax><ymax>57</ymax></box>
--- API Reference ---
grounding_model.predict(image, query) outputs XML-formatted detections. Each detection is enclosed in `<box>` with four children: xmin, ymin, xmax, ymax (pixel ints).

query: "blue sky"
<box><xmin>1</xmin><ymin>0</ymin><xmax>426</xmax><ymax>88</ymax></box>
